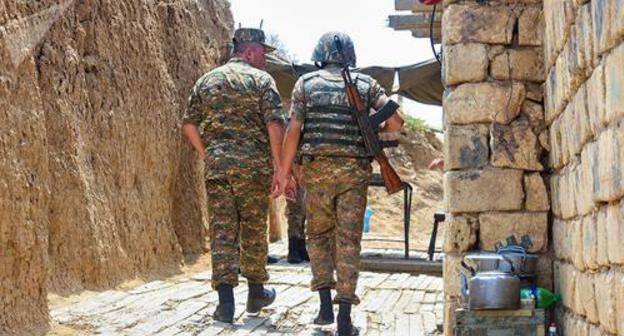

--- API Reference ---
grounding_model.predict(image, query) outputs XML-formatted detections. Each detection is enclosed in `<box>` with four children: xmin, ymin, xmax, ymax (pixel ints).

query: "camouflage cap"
<box><xmin>233</xmin><ymin>28</ymin><xmax>275</xmax><ymax>53</ymax></box>
<box><xmin>311</xmin><ymin>32</ymin><xmax>356</xmax><ymax>67</ymax></box>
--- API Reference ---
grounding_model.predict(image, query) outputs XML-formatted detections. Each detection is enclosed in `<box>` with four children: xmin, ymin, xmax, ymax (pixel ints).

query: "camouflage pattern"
<box><xmin>289</xmin><ymin>56</ymin><xmax>395</xmax><ymax>305</ymax></box>
<box><xmin>286</xmin><ymin>186</ymin><xmax>306</xmax><ymax>239</ymax></box>
<box><xmin>302</xmin><ymin>156</ymin><xmax>371</xmax><ymax>305</ymax></box>
<box><xmin>184</xmin><ymin>57</ymin><xmax>286</xmax><ymax>178</ymax></box>
<box><xmin>311</xmin><ymin>32</ymin><xmax>357</xmax><ymax>67</ymax></box>
<box><xmin>290</xmin><ymin>66</ymin><xmax>388</xmax><ymax>158</ymax></box>
<box><xmin>183</xmin><ymin>57</ymin><xmax>286</xmax><ymax>289</ymax></box>
<box><xmin>205</xmin><ymin>171</ymin><xmax>271</xmax><ymax>289</ymax></box>
<box><xmin>233</xmin><ymin>28</ymin><xmax>275</xmax><ymax>52</ymax></box>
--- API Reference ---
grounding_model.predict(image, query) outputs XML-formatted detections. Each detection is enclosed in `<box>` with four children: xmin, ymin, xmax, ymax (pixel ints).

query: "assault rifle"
<box><xmin>334</xmin><ymin>36</ymin><xmax>404</xmax><ymax>194</ymax></box>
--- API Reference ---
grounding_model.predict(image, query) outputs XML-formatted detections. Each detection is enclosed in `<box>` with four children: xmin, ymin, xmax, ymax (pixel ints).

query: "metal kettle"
<box><xmin>460</xmin><ymin>253</ymin><xmax>521</xmax><ymax>310</ymax></box>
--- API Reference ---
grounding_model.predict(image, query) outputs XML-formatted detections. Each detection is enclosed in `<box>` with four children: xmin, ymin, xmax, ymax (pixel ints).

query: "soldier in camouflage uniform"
<box><xmin>274</xmin><ymin>32</ymin><xmax>404</xmax><ymax>336</ymax></box>
<box><xmin>182</xmin><ymin>28</ymin><xmax>286</xmax><ymax>323</ymax></box>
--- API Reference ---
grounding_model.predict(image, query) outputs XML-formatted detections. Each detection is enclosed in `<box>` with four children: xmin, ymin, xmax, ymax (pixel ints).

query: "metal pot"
<box><xmin>497</xmin><ymin>245</ymin><xmax>539</xmax><ymax>276</ymax></box>
<box><xmin>461</xmin><ymin>255</ymin><xmax>521</xmax><ymax>310</ymax></box>
<box><xmin>462</xmin><ymin>252</ymin><xmax>510</xmax><ymax>273</ymax></box>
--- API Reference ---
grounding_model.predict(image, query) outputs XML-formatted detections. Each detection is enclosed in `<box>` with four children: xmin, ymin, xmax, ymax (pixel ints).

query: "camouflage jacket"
<box><xmin>183</xmin><ymin>57</ymin><xmax>286</xmax><ymax>176</ymax></box>
<box><xmin>290</xmin><ymin>65</ymin><xmax>390</xmax><ymax>157</ymax></box>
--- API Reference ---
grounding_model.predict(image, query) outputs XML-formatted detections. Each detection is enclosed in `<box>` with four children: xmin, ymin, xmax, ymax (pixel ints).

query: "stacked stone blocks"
<box><xmin>545</xmin><ymin>0</ymin><xmax>624</xmax><ymax>335</ymax></box>
<box><xmin>441</xmin><ymin>1</ymin><xmax>549</xmax><ymax>334</ymax></box>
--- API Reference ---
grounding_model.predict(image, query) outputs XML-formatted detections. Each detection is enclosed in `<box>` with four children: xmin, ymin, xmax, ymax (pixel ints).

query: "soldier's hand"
<box><xmin>428</xmin><ymin>158</ymin><xmax>444</xmax><ymax>170</ymax></box>
<box><xmin>271</xmin><ymin>170</ymin><xmax>290</xmax><ymax>198</ymax></box>
<box><xmin>284</xmin><ymin>178</ymin><xmax>297</xmax><ymax>201</ymax></box>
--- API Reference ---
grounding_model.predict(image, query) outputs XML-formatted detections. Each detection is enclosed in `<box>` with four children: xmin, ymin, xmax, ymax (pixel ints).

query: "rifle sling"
<box><xmin>370</xmin><ymin>100</ymin><xmax>400</xmax><ymax>128</ymax></box>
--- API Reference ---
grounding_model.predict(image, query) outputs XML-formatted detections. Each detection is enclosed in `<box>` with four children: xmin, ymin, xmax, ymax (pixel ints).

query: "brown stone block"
<box><xmin>525</xmin><ymin>173</ymin><xmax>550</xmax><ymax>211</ymax></box>
<box><xmin>607</xmin><ymin>201</ymin><xmax>624</xmax><ymax>265</ymax></box>
<box><xmin>549</xmin><ymin>116</ymin><xmax>564</xmax><ymax>169</ymax></box>
<box><xmin>442</xmin><ymin>4</ymin><xmax>515</xmax><ymax>45</ymax></box>
<box><xmin>490</xmin><ymin>48</ymin><xmax>545</xmax><ymax>82</ymax></box>
<box><xmin>544</xmin><ymin>0</ymin><xmax>568</xmax><ymax>66</ymax></box>
<box><xmin>578</xmin><ymin>271</ymin><xmax>600</xmax><ymax>323</ymax></box>
<box><xmin>443</xmin><ymin>214</ymin><xmax>478</xmax><ymax>253</ymax></box>
<box><xmin>586</xmin><ymin>63</ymin><xmax>607</xmax><ymax>136</ymax></box>
<box><xmin>596</xmin><ymin>207</ymin><xmax>609</xmax><ymax>267</ymax></box>
<box><xmin>479</xmin><ymin>211</ymin><xmax>548</xmax><ymax>253</ymax></box>
<box><xmin>444</xmin><ymin>124</ymin><xmax>489</xmax><ymax>170</ymax></box>
<box><xmin>490</xmin><ymin>119</ymin><xmax>544</xmax><ymax>171</ymax></box>
<box><xmin>553</xmin><ymin>218</ymin><xmax>571</xmax><ymax>261</ymax></box>
<box><xmin>594</xmin><ymin>126</ymin><xmax>624</xmax><ymax>202</ymax></box>
<box><xmin>443</xmin><ymin>43</ymin><xmax>488</xmax><ymax>86</ymax></box>
<box><xmin>560</xmin><ymin>165</ymin><xmax>579</xmax><ymax>220</ymax></box>
<box><xmin>605</xmin><ymin>43</ymin><xmax>624</xmax><ymax>124</ymax></box>
<box><xmin>577</xmin><ymin>272</ymin><xmax>600</xmax><ymax>323</ymax></box>
<box><xmin>615</xmin><ymin>0</ymin><xmax>624</xmax><ymax>40</ymax></box>
<box><xmin>522</xmin><ymin>100</ymin><xmax>546</xmax><ymax>133</ymax></box>
<box><xmin>526</xmin><ymin>82</ymin><xmax>544</xmax><ymax>103</ymax></box>
<box><xmin>572</xmin><ymin>83</ymin><xmax>592</xmax><ymax>154</ymax></box>
<box><xmin>443</xmin><ymin>252</ymin><xmax>464</xmax><ymax>299</ymax></box>
<box><xmin>444</xmin><ymin>168</ymin><xmax>524</xmax><ymax>213</ymax></box>
<box><xmin>591</xmin><ymin>0</ymin><xmax>617</xmax><ymax>57</ymax></box>
<box><xmin>582</xmin><ymin>213</ymin><xmax>599</xmax><ymax>270</ymax></box>
<box><xmin>577</xmin><ymin>152</ymin><xmax>596</xmax><ymax>216</ymax></box>
<box><xmin>616</xmin><ymin>270</ymin><xmax>624</xmax><ymax>336</ymax></box>
<box><xmin>595</xmin><ymin>270</ymin><xmax>618</xmax><ymax>333</ymax></box>
<box><xmin>545</xmin><ymin>67</ymin><xmax>559</xmax><ymax>123</ymax></box>
<box><xmin>554</xmin><ymin>261</ymin><xmax>578</xmax><ymax>312</ymax></box>
<box><xmin>550</xmin><ymin>174</ymin><xmax>563</xmax><ymax>217</ymax></box>
<box><xmin>518</xmin><ymin>6</ymin><xmax>544</xmax><ymax>46</ymax></box>
<box><xmin>554</xmin><ymin>48</ymin><xmax>572</xmax><ymax>116</ymax></box>
<box><xmin>571</xmin><ymin>218</ymin><xmax>586</xmax><ymax>270</ymax></box>
<box><xmin>575</xmin><ymin>4</ymin><xmax>595</xmax><ymax>77</ymax></box>
<box><xmin>444</xmin><ymin>82</ymin><xmax>526</xmax><ymax>125</ymax></box>
<box><xmin>580</xmin><ymin>141</ymin><xmax>599</xmax><ymax>213</ymax></box>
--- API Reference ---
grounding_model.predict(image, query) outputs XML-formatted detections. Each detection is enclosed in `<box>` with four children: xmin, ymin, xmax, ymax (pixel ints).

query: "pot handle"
<box><xmin>460</xmin><ymin>260</ymin><xmax>476</xmax><ymax>276</ymax></box>
<box><xmin>460</xmin><ymin>272</ymin><xmax>469</xmax><ymax>301</ymax></box>
<box><xmin>498</xmin><ymin>245</ymin><xmax>528</xmax><ymax>271</ymax></box>
<box><xmin>499</xmin><ymin>254</ymin><xmax>517</xmax><ymax>275</ymax></box>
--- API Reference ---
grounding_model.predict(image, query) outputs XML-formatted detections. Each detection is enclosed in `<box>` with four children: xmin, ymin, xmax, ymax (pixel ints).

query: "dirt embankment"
<box><xmin>367</xmin><ymin>129</ymin><xmax>444</xmax><ymax>249</ymax></box>
<box><xmin>0</xmin><ymin>1</ymin><xmax>232</xmax><ymax>334</ymax></box>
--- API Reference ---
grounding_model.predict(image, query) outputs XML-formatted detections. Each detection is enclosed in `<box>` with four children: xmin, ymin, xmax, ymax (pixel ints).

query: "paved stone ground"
<box><xmin>51</xmin><ymin>242</ymin><xmax>444</xmax><ymax>335</ymax></box>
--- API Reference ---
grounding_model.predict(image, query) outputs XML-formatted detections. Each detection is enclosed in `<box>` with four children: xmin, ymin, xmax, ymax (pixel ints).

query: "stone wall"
<box><xmin>440</xmin><ymin>1</ymin><xmax>549</xmax><ymax>334</ymax></box>
<box><xmin>543</xmin><ymin>0</ymin><xmax>624</xmax><ymax>335</ymax></box>
<box><xmin>0</xmin><ymin>1</ymin><xmax>232</xmax><ymax>334</ymax></box>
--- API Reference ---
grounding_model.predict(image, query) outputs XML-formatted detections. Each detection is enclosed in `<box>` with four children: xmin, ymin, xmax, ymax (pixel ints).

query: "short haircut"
<box><xmin>233</xmin><ymin>42</ymin><xmax>260</xmax><ymax>55</ymax></box>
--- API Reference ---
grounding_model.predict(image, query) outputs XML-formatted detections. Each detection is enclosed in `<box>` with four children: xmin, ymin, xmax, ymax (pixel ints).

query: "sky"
<box><xmin>230</xmin><ymin>0</ymin><xmax>443</xmax><ymax>129</ymax></box>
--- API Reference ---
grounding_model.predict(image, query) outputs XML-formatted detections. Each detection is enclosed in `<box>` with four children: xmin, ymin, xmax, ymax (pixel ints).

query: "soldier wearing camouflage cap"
<box><xmin>274</xmin><ymin>32</ymin><xmax>404</xmax><ymax>336</ymax></box>
<box><xmin>182</xmin><ymin>27</ymin><xmax>285</xmax><ymax>323</ymax></box>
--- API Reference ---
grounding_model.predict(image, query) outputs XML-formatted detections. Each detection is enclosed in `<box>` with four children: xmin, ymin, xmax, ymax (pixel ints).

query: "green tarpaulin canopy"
<box><xmin>266</xmin><ymin>54</ymin><xmax>443</xmax><ymax>106</ymax></box>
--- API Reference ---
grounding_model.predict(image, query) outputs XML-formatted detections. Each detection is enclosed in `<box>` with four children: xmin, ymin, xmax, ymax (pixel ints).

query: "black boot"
<box><xmin>287</xmin><ymin>238</ymin><xmax>303</xmax><ymax>264</ymax></box>
<box><xmin>246</xmin><ymin>283</ymin><xmax>276</xmax><ymax>314</ymax></box>
<box><xmin>298</xmin><ymin>238</ymin><xmax>310</xmax><ymax>261</ymax></box>
<box><xmin>337</xmin><ymin>303</ymin><xmax>359</xmax><ymax>336</ymax></box>
<box><xmin>267</xmin><ymin>255</ymin><xmax>279</xmax><ymax>264</ymax></box>
<box><xmin>213</xmin><ymin>284</ymin><xmax>234</xmax><ymax>323</ymax></box>
<box><xmin>313</xmin><ymin>288</ymin><xmax>334</xmax><ymax>325</ymax></box>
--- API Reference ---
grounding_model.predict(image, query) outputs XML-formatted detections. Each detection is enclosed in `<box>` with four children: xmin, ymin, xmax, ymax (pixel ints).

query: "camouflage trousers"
<box><xmin>205</xmin><ymin>168</ymin><xmax>270</xmax><ymax>289</ymax></box>
<box><xmin>286</xmin><ymin>186</ymin><xmax>306</xmax><ymax>239</ymax></box>
<box><xmin>302</xmin><ymin>156</ymin><xmax>371</xmax><ymax>305</ymax></box>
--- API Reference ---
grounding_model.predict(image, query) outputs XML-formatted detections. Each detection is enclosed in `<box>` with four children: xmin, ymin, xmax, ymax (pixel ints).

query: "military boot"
<box><xmin>336</xmin><ymin>303</ymin><xmax>359</xmax><ymax>336</ymax></box>
<box><xmin>287</xmin><ymin>238</ymin><xmax>303</xmax><ymax>264</ymax></box>
<box><xmin>313</xmin><ymin>288</ymin><xmax>334</xmax><ymax>325</ymax></box>
<box><xmin>213</xmin><ymin>284</ymin><xmax>234</xmax><ymax>323</ymax></box>
<box><xmin>298</xmin><ymin>238</ymin><xmax>310</xmax><ymax>261</ymax></box>
<box><xmin>246</xmin><ymin>283</ymin><xmax>276</xmax><ymax>314</ymax></box>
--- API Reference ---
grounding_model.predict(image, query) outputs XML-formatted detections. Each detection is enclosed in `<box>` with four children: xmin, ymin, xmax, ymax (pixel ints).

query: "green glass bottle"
<box><xmin>520</xmin><ymin>287</ymin><xmax>561</xmax><ymax>309</ymax></box>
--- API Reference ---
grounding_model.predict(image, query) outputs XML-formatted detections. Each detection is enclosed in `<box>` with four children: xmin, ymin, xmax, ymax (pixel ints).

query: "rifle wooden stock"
<box><xmin>375</xmin><ymin>153</ymin><xmax>404</xmax><ymax>194</ymax></box>
<box><xmin>344</xmin><ymin>78</ymin><xmax>404</xmax><ymax>194</ymax></box>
